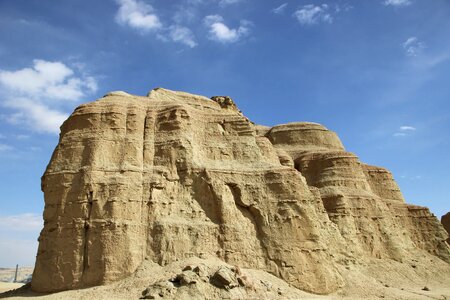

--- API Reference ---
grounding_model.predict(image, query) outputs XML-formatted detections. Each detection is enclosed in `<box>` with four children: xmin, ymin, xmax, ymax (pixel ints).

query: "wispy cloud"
<box><xmin>393</xmin><ymin>125</ymin><xmax>416</xmax><ymax>137</ymax></box>
<box><xmin>400</xmin><ymin>174</ymin><xmax>422</xmax><ymax>180</ymax></box>
<box><xmin>0</xmin><ymin>59</ymin><xmax>97</xmax><ymax>134</ymax></box>
<box><xmin>272</xmin><ymin>3</ymin><xmax>288</xmax><ymax>14</ymax></box>
<box><xmin>393</xmin><ymin>132</ymin><xmax>407</xmax><ymax>137</ymax></box>
<box><xmin>204</xmin><ymin>15</ymin><xmax>251</xmax><ymax>43</ymax></box>
<box><xmin>383</xmin><ymin>0</ymin><xmax>412</xmax><ymax>7</ymax></box>
<box><xmin>173</xmin><ymin>5</ymin><xmax>197</xmax><ymax>24</ymax></box>
<box><xmin>0</xmin><ymin>213</ymin><xmax>42</xmax><ymax>232</ymax></box>
<box><xmin>4</xmin><ymin>98</ymin><xmax>68</xmax><ymax>134</ymax></box>
<box><xmin>115</xmin><ymin>0</ymin><xmax>162</xmax><ymax>31</ymax></box>
<box><xmin>293</xmin><ymin>4</ymin><xmax>333</xmax><ymax>25</ymax></box>
<box><xmin>169</xmin><ymin>25</ymin><xmax>197</xmax><ymax>48</ymax></box>
<box><xmin>403</xmin><ymin>37</ymin><xmax>425</xmax><ymax>57</ymax></box>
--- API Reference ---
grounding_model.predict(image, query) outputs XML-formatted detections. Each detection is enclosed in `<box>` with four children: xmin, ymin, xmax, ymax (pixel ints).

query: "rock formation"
<box><xmin>32</xmin><ymin>88</ymin><xmax>450</xmax><ymax>295</ymax></box>
<box><xmin>442</xmin><ymin>212</ymin><xmax>450</xmax><ymax>244</ymax></box>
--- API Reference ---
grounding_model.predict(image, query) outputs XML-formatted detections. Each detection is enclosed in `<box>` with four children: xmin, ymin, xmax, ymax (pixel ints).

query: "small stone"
<box><xmin>210</xmin><ymin>267</ymin><xmax>239</xmax><ymax>289</ymax></box>
<box><xmin>141</xmin><ymin>281</ymin><xmax>175</xmax><ymax>299</ymax></box>
<box><xmin>193</xmin><ymin>264</ymin><xmax>209</xmax><ymax>279</ymax></box>
<box><xmin>182</xmin><ymin>265</ymin><xmax>194</xmax><ymax>271</ymax></box>
<box><xmin>176</xmin><ymin>271</ymin><xmax>199</xmax><ymax>285</ymax></box>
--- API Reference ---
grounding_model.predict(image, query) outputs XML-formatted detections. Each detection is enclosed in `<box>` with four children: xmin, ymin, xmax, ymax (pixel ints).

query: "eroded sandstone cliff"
<box><xmin>32</xmin><ymin>88</ymin><xmax>450</xmax><ymax>295</ymax></box>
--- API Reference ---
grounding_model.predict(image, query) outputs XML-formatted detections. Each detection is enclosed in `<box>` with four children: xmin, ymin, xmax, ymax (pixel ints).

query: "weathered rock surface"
<box><xmin>32</xmin><ymin>88</ymin><xmax>450</xmax><ymax>296</ymax></box>
<box><xmin>442</xmin><ymin>212</ymin><xmax>450</xmax><ymax>244</ymax></box>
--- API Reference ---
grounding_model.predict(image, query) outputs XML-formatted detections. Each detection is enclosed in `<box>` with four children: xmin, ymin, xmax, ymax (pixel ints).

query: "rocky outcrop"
<box><xmin>32</xmin><ymin>88</ymin><xmax>450</xmax><ymax>295</ymax></box>
<box><xmin>442</xmin><ymin>212</ymin><xmax>450</xmax><ymax>244</ymax></box>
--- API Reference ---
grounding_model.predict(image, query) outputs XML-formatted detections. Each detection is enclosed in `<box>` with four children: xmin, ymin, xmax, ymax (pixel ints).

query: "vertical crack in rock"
<box><xmin>82</xmin><ymin>191</ymin><xmax>94</xmax><ymax>276</ymax></box>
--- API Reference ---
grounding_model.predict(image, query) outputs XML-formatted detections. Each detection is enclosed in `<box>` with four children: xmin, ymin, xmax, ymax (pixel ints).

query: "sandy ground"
<box><xmin>0</xmin><ymin>267</ymin><xmax>33</xmax><ymax>295</ymax></box>
<box><xmin>0</xmin><ymin>283</ymin><xmax>24</xmax><ymax>294</ymax></box>
<box><xmin>1</xmin><ymin>256</ymin><xmax>449</xmax><ymax>299</ymax></box>
<box><xmin>0</xmin><ymin>268</ymin><xmax>33</xmax><ymax>284</ymax></box>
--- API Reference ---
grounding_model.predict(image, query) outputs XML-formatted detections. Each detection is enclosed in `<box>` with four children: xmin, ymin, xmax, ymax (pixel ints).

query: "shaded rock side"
<box><xmin>267</xmin><ymin>123</ymin><xmax>450</xmax><ymax>263</ymax></box>
<box><xmin>442</xmin><ymin>212</ymin><xmax>450</xmax><ymax>244</ymax></box>
<box><xmin>32</xmin><ymin>88</ymin><xmax>450</xmax><ymax>294</ymax></box>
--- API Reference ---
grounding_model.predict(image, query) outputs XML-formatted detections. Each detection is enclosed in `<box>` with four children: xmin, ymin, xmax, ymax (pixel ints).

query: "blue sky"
<box><xmin>0</xmin><ymin>0</ymin><xmax>449</xmax><ymax>267</ymax></box>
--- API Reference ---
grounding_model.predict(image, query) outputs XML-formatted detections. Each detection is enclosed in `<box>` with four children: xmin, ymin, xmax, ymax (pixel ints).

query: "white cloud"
<box><xmin>115</xmin><ymin>0</ymin><xmax>162</xmax><ymax>31</ymax></box>
<box><xmin>4</xmin><ymin>98</ymin><xmax>68</xmax><ymax>134</ymax></box>
<box><xmin>0</xmin><ymin>60</ymin><xmax>96</xmax><ymax>102</ymax></box>
<box><xmin>204</xmin><ymin>15</ymin><xmax>251</xmax><ymax>43</ymax></box>
<box><xmin>116</xmin><ymin>0</ymin><xmax>199</xmax><ymax>48</ymax></box>
<box><xmin>169</xmin><ymin>25</ymin><xmax>198</xmax><ymax>48</ymax></box>
<box><xmin>272</xmin><ymin>3</ymin><xmax>288</xmax><ymax>14</ymax></box>
<box><xmin>403</xmin><ymin>37</ymin><xmax>425</xmax><ymax>57</ymax></box>
<box><xmin>294</xmin><ymin>4</ymin><xmax>333</xmax><ymax>25</ymax></box>
<box><xmin>0</xmin><ymin>60</ymin><xmax>97</xmax><ymax>134</ymax></box>
<box><xmin>0</xmin><ymin>213</ymin><xmax>42</xmax><ymax>232</ymax></box>
<box><xmin>400</xmin><ymin>125</ymin><xmax>416</xmax><ymax>131</ymax></box>
<box><xmin>383</xmin><ymin>0</ymin><xmax>411</xmax><ymax>7</ymax></box>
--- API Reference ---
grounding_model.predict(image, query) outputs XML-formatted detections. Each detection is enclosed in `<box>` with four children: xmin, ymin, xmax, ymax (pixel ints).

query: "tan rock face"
<box><xmin>32</xmin><ymin>88</ymin><xmax>450</xmax><ymax>294</ymax></box>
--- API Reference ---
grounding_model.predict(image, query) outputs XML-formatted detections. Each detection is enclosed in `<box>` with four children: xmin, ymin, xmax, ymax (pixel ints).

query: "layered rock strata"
<box><xmin>32</xmin><ymin>88</ymin><xmax>450</xmax><ymax>294</ymax></box>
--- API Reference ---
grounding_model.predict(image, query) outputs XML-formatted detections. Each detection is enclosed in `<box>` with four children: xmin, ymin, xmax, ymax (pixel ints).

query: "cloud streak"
<box><xmin>394</xmin><ymin>125</ymin><xmax>416</xmax><ymax>137</ymax></box>
<box><xmin>272</xmin><ymin>3</ymin><xmax>288</xmax><ymax>14</ymax></box>
<box><xmin>400</xmin><ymin>125</ymin><xmax>416</xmax><ymax>131</ymax></box>
<box><xmin>0</xmin><ymin>213</ymin><xmax>42</xmax><ymax>232</ymax></box>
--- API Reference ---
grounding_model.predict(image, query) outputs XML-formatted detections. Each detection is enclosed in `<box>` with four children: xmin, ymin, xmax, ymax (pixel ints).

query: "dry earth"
<box><xmin>2</xmin><ymin>256</ymin><xmax>450</xmax><ymax>299</ymax></box>
<box><xmin>0</xmin><ymin>267</ymin><xmax>33</xmax><ymax>284</ymax></box>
